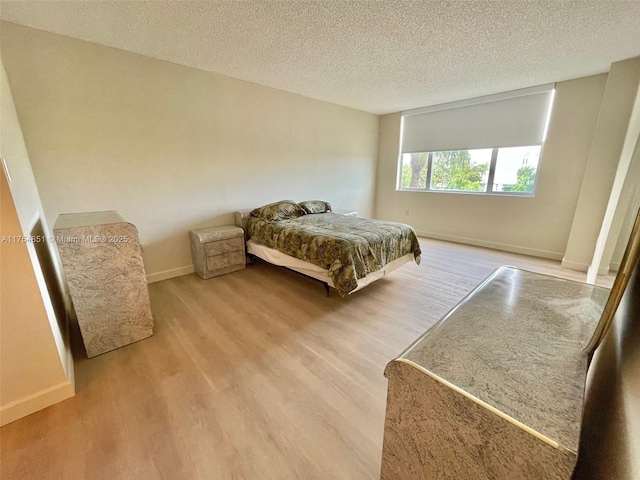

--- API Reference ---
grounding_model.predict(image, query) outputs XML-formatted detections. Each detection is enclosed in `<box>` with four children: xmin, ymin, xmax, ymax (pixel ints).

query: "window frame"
<box><xmin>397</xmin><ymin>145</ymin><xmax>542</xmax><ymax>197</ymax></box>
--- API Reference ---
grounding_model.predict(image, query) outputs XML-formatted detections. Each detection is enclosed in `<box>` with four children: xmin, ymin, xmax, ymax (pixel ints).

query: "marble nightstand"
<box><xmin>189</xmin><ymin>225</ymin><xmax>245</xmax><ymax>279</ymax></box>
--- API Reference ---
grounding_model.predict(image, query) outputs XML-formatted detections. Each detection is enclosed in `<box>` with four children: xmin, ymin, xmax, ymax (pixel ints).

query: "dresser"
<box><xmin>381</xmin><ymin>267</ymin><xmax>610</xmax><ymax>480</ymax></box>
<box><xmin>54</xmin><ymin>211</ymin><xmax>154</xmax><ymax>358</ymax></box>
<box><xmin>189</xmin><ymin>225</ymin><xmax>245</xmax><ymax>279</ymax></box>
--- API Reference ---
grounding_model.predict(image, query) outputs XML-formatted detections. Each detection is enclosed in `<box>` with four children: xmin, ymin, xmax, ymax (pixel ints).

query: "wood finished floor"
<box><xmin>0</xmin><ymin>238</ymin><xmax>614</xmax><ymax>480</ymax></box>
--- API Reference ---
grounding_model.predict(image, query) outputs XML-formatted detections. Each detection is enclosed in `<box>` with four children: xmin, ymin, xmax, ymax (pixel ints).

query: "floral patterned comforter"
<box><xmin>247</xmin><ymin>213</ymin><xmax>421</xmax><ymax>296</ymax></box>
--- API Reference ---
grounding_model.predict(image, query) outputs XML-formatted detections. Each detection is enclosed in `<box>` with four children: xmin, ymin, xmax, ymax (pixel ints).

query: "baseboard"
<box><xmin>561</xmin><ymin>259</ymin><xmax>589</xmax><ymax>272</ymax></box>
<box><xmin>561</xmin><ymin>259</ymin><xmax>611</xmax><ymax>276</ymax></box>
<box><xmin>416</xmin><ymin>230</ymin><xmax>564</xmax><ymax>260</ymax></box>
<box><xmin>0</xmin><ymin>380</ymin><xmax>75</xmax><ymax>426</ymax></box>
<box><xmin>146</xmin><ymin>265</ymin><xmax>194</xmax><ymax>283</ymax></box>
<box><xmin>65</xmin><ymin>336</ymin><xmax>75</xmax><ymax>386</ymax></box>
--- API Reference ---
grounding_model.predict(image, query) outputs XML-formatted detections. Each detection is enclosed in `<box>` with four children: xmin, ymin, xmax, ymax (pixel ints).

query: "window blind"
<box><xmin>401</xmin><ymin>84</ymin><xmax>555</xmax><ymax>154</ymax></box>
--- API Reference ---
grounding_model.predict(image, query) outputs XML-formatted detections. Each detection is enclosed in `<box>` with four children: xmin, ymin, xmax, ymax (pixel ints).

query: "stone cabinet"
<box><xmin>54</xmin><ymin>211</ymin><xmax>154</xmax><ymax>358</ymax></box>
<box><xmin>381</xmin><ymin>267</ymin><xmax>610</xmax><ymax>480</ymax></box>
<box><xmin>189</xmin><ymin>225</ymin><xmax>245</xmax><ymax>279</ymax></box>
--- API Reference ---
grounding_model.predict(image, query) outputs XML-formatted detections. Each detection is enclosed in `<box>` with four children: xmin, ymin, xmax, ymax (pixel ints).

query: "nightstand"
<box><xmin>333</xmin><ymin>208</ymin><xmax>358</xmax><ymax>217</ymax></box>
<box><xmin>189</xmin><ymin>225</ymin><xmax>245</xmax><ymax>279</ymax></box>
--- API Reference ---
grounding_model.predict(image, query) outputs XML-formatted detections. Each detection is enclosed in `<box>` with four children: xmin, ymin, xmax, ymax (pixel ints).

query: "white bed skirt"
<box><xmin>246</xmin><ymin>239</ymin><xmax>414</xmax><ymax>295</ymax></box>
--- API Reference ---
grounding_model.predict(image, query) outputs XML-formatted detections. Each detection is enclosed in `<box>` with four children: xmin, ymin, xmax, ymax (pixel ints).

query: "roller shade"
<box><xmin>401</xmin><ymin>84</ymin><xmax>555</xmax><ymax>153</ymax></box>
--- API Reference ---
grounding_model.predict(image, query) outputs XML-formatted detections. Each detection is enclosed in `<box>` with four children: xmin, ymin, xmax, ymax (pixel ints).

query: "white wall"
<box><xmin>0</xmin><ymin>57</ymin><xmax>74</xmax><ymax>426</ymax></box>
<box><xmin>374</xmin><ymin>74</ymin><xmax>607</xmax><ymax>259</ymax></box>
<box><xmin>563</xmin><ymin>57</ymin><xmax>640</xmax><ymax>273</ymax></box>
<box><xmin>588</xmin><ymin>80</ymin><xmax>640</xmax><ymax>280</ymax></box>
<box><xmin>609</xmin><ymin>144</ymin><xmax>640</xmax><ymax>270</ymax></box>
<box><xmin>0</xmin><ymin>22</ymin><xmax>379</xmax><ymax>281</ymax></box>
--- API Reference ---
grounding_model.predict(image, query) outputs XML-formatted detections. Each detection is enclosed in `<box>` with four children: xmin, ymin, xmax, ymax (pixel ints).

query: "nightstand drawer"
<box><xmin>204</xmin><ymin>237</ymin><xmax>243</xmax><ymax>256</ymax></box>
<box><xmin>206</xmin><ymin>250</ymin><xmax>245</xmax><ymax>271</ymax></box>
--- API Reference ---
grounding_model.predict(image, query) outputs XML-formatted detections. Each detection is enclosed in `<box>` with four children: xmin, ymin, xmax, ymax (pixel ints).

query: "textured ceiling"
<box><xmin>1</xmin><ymin>1</ymin><xmax>640</xmax><ymax>114</ymax></box>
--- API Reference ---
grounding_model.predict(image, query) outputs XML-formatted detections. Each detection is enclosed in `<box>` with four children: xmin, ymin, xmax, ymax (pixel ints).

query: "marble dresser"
<box><xmin>381</xmin><ymin>267</ymin><xmax>610</xmax><ymax>480</ymax></box>
<box><xmin>54</xmin><ymin>211</ymin><xmax>153</xmax><ymax>358</ymax></box>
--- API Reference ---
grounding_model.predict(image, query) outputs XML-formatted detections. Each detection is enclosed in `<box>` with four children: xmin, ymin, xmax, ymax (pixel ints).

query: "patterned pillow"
<box><xmin>299</xmin><ymin>200</ymin><xmax>332</xmax><ymax>214</ymax></box>
<box><xmin>250</xmin><ymin>200</ymin><xmax>306</xmax><ymax>221</ymax></box>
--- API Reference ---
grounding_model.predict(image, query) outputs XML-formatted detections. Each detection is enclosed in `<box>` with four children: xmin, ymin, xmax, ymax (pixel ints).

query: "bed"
<box><xmin>234</xmin><ymin>200</ymin><xmax>421</xmax><ymax>297</ymax></box>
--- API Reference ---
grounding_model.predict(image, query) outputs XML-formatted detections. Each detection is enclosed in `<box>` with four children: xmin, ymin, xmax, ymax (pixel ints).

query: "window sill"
<box><xmin>396</xmin><ymin>188</ymin><xmax>535</xmax><ymax>197</ymax></box>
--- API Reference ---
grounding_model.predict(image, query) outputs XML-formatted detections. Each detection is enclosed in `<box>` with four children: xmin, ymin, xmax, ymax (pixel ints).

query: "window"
<box><xmin>399</xmin><ymin>145</ymin><xmax>541</xmax><ymax>194</ymax></box>
<box><xmin>493</xmin><ymin>146</ymin><xmax>540</xmax><ymax>193</ymax></box>
<box><xmin>398</xmin><ymin>84</ymin><xmax>554</xmax><ymax>196</ymax></box>
<box><xmin>431</xmin><ymin>149</ymin><xmax>491</xmax><ymax>192</ymax></box>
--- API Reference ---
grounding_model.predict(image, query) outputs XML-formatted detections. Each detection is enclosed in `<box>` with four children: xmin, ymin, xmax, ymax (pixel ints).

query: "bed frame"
<box><xmin>234</xmin><ymin>210</ymin><xmax>414</xmax><ymax>296</ymax></box>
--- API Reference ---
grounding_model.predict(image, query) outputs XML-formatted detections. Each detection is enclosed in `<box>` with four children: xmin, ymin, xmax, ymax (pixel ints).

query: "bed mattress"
<box><xmin>246</xmin><ymin>212</ymin><xmax>421</xmax><ymax>296</ymax></box>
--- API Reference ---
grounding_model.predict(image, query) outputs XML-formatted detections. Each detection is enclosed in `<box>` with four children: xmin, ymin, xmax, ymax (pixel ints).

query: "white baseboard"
<box><xmin>65</xmin><ymin>336</ymin><xmax>75</xmax><ymax>386</ymax></box>
<box><xmin>561</xmin><ymin>258</ymin><xmax>610</xmax><ymax>276</ymax></box>
<box><xmin>146</xmin><ymin>265</ymin><xmax>194</xmax><ymax>283</ymax></box>
<box><xmin>0</xmin><ymin>380</ymin><xmax>75</xmax><ymax>427</ymax></box>
<box><xmin>561</xmin><ymin>259</ymin><xmax>589</xmax><ymax>272</ymax></box>
<box><xmin>61</xmin><ymin>310</ymin><xmax>75</xmax><ymax>385</ymax></box>
<box><xmin>416</xmin><ymin>230</ymin><xmax>564</xmax><ymax>260</ymax></box>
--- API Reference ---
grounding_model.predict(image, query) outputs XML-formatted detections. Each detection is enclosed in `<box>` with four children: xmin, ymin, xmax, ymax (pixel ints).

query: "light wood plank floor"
<box><xmin>0</xmin><ymin>239</ymin><xmax>614</xmax><ymax>480</ymax></box>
